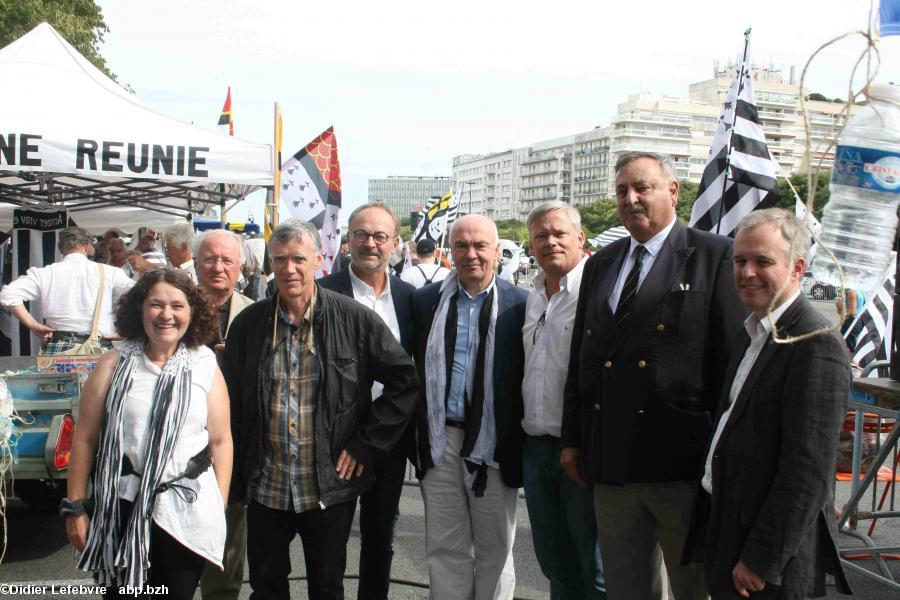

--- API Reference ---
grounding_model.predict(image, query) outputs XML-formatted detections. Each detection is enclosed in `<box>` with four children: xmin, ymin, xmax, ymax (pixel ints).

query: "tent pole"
<box><xmin>267</xmin><ymin>102</ymin><xmax>283</xmax><ymax>240</ymax></box>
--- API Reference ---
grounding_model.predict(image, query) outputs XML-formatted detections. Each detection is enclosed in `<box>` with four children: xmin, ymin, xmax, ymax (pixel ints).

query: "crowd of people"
<box><xmin>0</xmin><ymin>151</ymin><xmax>853</xmax><ymax>600</ymax></box>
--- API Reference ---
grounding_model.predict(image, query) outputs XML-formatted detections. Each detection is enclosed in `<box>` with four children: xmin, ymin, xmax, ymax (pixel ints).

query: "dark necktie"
<box><xmin>614</xmin><ymin>245</ymin><xmax>647</xmax><ymax>326</ymax></box>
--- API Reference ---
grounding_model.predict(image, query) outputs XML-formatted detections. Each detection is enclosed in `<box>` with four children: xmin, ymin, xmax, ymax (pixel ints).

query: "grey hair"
<box><xmin>347</xmin><ymin>202</ymin><xmax>400</xmax><ymax>236</ymax></box>
<box><xmin>192</xmin><ymin>229</ymin><xmax>246</xmax><ymax>264</ymax></box>
<box><xmin>58</xmin><ymin>227</ymin><xmax>91</xmax><ymax>252</ymax></box>
<box><xmin>163</xmin><ymin>223</ymin><xmax>195</xmax><ymax>251</ymax></box>
<box><xmin>269</xmin><ymin>219</ymin><xmax>322</xmax><ymax>253</ymax></box>
<box><xmin>526</xmin><ymin>201</ymin><xmax>582</xmax><ymax>231</ymax></box>
<box><xmin>735</xmin><ymin>208</ymin><xmax>811</xmax><ymax>263</ymax></box>
<box><xmin>449</xmin><ymin>214</ymin><xmax>500</xmax><ymax>244</ymax></box>
<box><xmin>614</xmin><ymin>151</ymin><xmax>678</xmax><ymax>183</ymax></box>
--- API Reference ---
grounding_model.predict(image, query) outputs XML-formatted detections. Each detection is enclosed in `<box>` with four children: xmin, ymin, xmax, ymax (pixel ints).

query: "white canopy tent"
<box><xmin>0</xmin><ymin>23</ymin><xmax>274</xmax><ymax>233</ymax></box>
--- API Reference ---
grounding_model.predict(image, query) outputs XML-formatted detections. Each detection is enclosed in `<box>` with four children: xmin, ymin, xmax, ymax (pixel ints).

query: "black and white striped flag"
<box><xmin>845</xmin><ymin>261</ymin><xmax>895</xmax><ymax>374</ymax></box>
<box><xmin>689</xmin><ymin>32</ymin><xmax>779</xmax><ymax>237</ymax></box>
<box><xmin>413</xmin><ymin>191</ymin><xmax>458</xmax><ymax>244</ymax></box>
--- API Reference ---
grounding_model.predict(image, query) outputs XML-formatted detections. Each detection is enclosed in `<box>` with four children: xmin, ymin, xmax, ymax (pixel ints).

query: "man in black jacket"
<box><xmin>695</xmin><ymin>209</ymin><xmax>851</xmax><ymax>599</ymax></box>
<box><xmin>223</xmin><ymin>219</ymin><xmax>418</xmax><ymax>600</ymax></box>
<box><xmin>319</xmin><ymin>202</ymin><xmax>416</xmax><ymax>600</ymax></box>
<box><xmin>561</xmin><ymin>152</ymin><xmax>746</xmax><ymax>600</ymax></box>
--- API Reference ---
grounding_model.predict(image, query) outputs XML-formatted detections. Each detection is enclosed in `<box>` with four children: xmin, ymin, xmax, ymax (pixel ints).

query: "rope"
<box><xmin>770</xmin><ymin>0</ymin><xmax>894</xmax><ymax>345</ymax></box>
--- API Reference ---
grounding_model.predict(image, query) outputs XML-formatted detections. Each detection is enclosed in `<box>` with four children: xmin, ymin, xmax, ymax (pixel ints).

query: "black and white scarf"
<box><xmin>78</xmin><ymin>341</ymin><xmax>193</xmax><ymax>589</ymax></box>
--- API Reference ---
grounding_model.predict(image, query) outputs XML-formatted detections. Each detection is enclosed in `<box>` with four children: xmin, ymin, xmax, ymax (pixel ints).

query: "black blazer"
<box><xmin>698</xmin><ymin>296</ymin><xmax>851</xmax><ymax>598</ymax></box>
<box><xmin>410</xmin><ymin>277</ymin><xmax>528</xmax><ymax>487</ymax></box>
<box><xmin>562</xmin><ymin>220</ymin><xmax>747</xmax><ymax>484</ymax></box>
<box><xmin>317</xmin><ymin>267</ymin><xmax>416</xmax><ymax>356</ymax></box>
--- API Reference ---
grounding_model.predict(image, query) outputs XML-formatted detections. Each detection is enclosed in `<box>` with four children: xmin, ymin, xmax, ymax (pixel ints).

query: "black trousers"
<box><xmin>357</xmin><ymin>450</ymin><xmax>408</xmax><ymax>600</ymax></box>
<box><xmin>247</xmin><ymin>499</ymin><xmax>356</xmax><ymax>600</ymax></box>
<box><xmin>103</xmin><ymin>500</ymin><xmax>207</xmax><ymax>600</ymax></box>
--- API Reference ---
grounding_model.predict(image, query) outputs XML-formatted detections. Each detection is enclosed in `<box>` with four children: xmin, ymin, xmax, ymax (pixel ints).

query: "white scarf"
<box><xmin>424</xmin><ymin>271</ymin><xmax>499</xmax><ymax>489</ymax></box>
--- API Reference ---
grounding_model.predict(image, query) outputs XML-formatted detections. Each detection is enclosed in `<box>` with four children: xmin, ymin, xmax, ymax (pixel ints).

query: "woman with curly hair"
<box><xmin>63</xmin><ymin>269</ymin><xmax>232</xmax><ymax>599</ymax></box>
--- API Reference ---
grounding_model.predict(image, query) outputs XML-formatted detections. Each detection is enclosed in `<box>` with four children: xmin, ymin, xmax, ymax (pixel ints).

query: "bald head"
<box><xmin>450</xmin><ymin>214</ymin><xmax>500</xmax><ymax>294</ymax></box>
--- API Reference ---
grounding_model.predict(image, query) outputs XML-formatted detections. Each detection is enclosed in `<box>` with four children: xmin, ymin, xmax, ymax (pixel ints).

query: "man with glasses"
<box><xmin>319</xmin><ymin>202</ymin><xmax>416</xmax><ymax>600</ymax></box>
<box><xmin>523</xmin><ymin>201</ymin><xmax>604</xmax><ymax>599</ymax></box>
<box><xmin>194</xmin><ymin>229</ymin><xmax>254</xmax><ymax>600</ymax></box>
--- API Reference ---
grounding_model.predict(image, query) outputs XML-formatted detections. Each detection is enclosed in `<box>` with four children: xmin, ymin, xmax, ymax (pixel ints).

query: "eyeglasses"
<box><xmin>351</xmin><ymin>229</ymin><xmax>393</xmax><ymax>245</ymax></box>
<box><xmin>532</xmin><ymin>311</ymin><xmax>546</xmax><ymax>345</ymax></box>
<box><xmin>200</xmin><ymin>256</ymin><xmax>237</xmax><ymax>268</ymax></box>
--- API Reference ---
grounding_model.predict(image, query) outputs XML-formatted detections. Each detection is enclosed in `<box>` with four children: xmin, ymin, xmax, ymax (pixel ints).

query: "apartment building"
<box><xmin>445</xmin><ymin>63</ymin><xmax>859</xmax><ymax>220</ymax></box>
<box><xmin>367</xmin><ymin>175</ymin><xmax>452</xmax><ymax>217</ymax></box>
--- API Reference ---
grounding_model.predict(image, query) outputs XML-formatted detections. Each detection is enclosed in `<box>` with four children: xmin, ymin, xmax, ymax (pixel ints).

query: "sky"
<box><xmin>95</xmin><ymin>0</ymin><xmax>899</xmax><ymax>225</ymax></box>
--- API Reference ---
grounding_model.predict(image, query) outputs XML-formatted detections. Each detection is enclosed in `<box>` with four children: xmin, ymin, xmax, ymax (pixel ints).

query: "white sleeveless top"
<box><xmin>116</xmin><ymin>345</ymin><xmax>226</xmax><ymax>567</ymax></box>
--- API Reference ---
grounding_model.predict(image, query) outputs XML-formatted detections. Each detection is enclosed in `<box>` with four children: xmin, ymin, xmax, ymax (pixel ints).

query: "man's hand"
<box><xmin>336</xmin><ymin>449</ymin><xmax>364</xmax><ymax>480</ymax></box>
<box><xmin>560</xmin><ymin>447</ymin><xmax>588</xmax><ymax>487</ymax></box>
<box><xmin>732</xmin><ymin>560</ymin><xmax>765</xmax><ymax>598</ymax></box>
<box><xmin>29</xmin><ymin>321</ymin><xmax>54</xmax><ymax>341</ymax></box>
<box><xmin>66</xmin><ymin>514</ymin><xmax>90</xmax><ymax>551</ymax></box>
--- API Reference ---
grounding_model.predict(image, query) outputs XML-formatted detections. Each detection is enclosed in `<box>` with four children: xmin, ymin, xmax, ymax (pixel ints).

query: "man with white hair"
<box><xmin>411</xmin><ymin>214</ymin><xmax>528</xmax><ymax>599</ymax></box>
<box><xmin>196</xmin><ymin>228</ymin><xmax>254</xmax><ymax>600</ymax></box>
<box><xmin>523</xmin><ymin>201</ymin><xmax>604</xmax><ymax>598</ymax></box>
<box><xmin>164</xmin><ymin>223</ymin><xmax>197</xmax><ymax>282</ymax></box>
<box><xmin>0</xmin><ymin>226</ymin><xmax>134</xmax><ymax>354</ymax></box>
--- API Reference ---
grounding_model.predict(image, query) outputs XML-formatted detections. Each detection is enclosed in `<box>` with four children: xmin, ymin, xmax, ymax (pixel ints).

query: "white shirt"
<box><xmin>702</xmin><ymin>290</ymin><xmax>802</xmax><ymax>494</ymax></box>
<box><xmin>608</xmin><ymin>217</ymin><xmax>677</xmax><ymax>312</ymax></box>
<box><xmin>400</xmin><ymin>262</ymin><xmax>451</xmax><ymax>289</ymax></box>
<box><xmin>348</xmin><ymin>265</ymin><xmax>401</xmax><ymax>400</ymax></box>
<box><xmin>118</xmin><ymin>345</ymin><xmax>226</xmax><ymax>567</ymax></box>
<box><xmin>178</xmin><ymin>259</ymin><xmax>198</xmax><ymax>283</ymax></box>
<box><xmin>0</xmin><ymin>253</ymin><xmax>135</xmax><ymax>336</ymax></box>
<box><xmin>522</xmin><ymin>256</ymin><xmax>587</xmax><ymax>437</ymax></box>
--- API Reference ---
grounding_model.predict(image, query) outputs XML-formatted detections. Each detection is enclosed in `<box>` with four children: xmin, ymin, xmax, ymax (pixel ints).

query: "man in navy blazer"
<box><xmin>411</xmin><ymin>214</ymin><xmax>527</xmax><ymax>600</ymax></box>
<box><xmin>318</xmin><ymin>202</ymin><xmax>415</xmax><ymax>600</ymax></box>
<box><xmin>561</xmin><ymin>152</ymin><xmax>747</xmax><ymax>600</ymax></box>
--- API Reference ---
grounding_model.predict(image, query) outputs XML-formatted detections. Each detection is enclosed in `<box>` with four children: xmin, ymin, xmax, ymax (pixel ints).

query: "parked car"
<box><xmin>802</xmin><ymin>272</ymin><xmax>839</xmax><ymax>301</ymax></box>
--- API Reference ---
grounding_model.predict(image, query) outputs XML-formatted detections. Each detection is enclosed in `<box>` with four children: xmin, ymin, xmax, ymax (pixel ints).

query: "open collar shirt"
<box><xmin>254</xmin><ymin>291</ymin><xmax>321</xmax><ymax>513</ymax></box>
<box><xmin>702</xmin><ymin>290</ymin><xmax>801</xmax><ymax>494</ymax></box>
<box><xmin>348</xmin><ymin>265</ymin><xmax>400</xmax><ymax>400</ymax></box>
<box><xmin>446</xmin><ymin>276</ymin><xmax>496</xmax><ymax>421</ymax></box>
<box><xmin>522</xmin><ymin>256</ymin><xmax>587</xmax><ymax>438</ymax></box>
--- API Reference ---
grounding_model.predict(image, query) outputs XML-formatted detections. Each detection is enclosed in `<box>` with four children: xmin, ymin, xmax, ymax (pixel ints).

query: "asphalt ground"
<box><xmin>0</xmin><ymin>301</ymin><xmax>898</xmax><ymax>599</ymax></box>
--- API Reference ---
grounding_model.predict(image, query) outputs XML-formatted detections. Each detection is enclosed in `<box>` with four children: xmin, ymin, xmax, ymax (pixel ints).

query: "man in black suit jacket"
<box><xmin>561</xmin><ymin>152</ymin><xmax>746</xmax><ymax>600</ymax></box>
<box><xmin>696</xmin><ymin>208</ymin><xmax>851</xmax><ymax>599</ymax></box>
<box><xmin>319</xmin><ymin>202</ymin><xmax>415</xmax><ymax>600</ymax></box>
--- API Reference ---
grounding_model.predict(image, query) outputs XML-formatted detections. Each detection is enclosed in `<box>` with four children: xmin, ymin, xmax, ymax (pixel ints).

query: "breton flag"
<box><xmin>688</xmin><ymin>30</ymin><xmax>779</xmax><ymax>237</ymax></box>
<box><xmin>218</xmin><ymin>87</ymin><xmax>234</xmax><ymax>136</ymax></box>
<box><xmin>588</xmin><ymin>225</ymin><xmax>630</xmax><ymax>249</ymax></box>
<box><xmin>413</xmin><ymin>191</ymin><xmax>459</xmax><ymax>244</ymax></box>
<box><xmin>281</xmin><ymin>126</ymin><xmax>342</xmax><ymax>276</ymax></box>
<box><xmin>845</xmin><ymin>259</ymin><xmax>896</xmax><ymax>375</ymax></box>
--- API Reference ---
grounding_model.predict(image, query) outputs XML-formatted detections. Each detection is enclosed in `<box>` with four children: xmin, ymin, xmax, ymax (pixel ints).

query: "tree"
<box><xmin>806</xmin><ymin>92</ymin><xmax>830</xmax><ymax>102</ymax></box>
<box><xmin>577</xmin><ymin>200</ymin><xmax>620</xmax><ymax>240</ymax></box>
<box><xmin>676</xmin><ymin>180</ymin><xmax>699</xmax><ymax>223</ymax></box>
<box><xmin>0</xmin><ymin>0</ymin><xmax>121</xmax><ymax>83</ymax></box>
<box><xmin>775</xmin><ymin>170</ymin><xmax>831</xmax><ymax>220</ymax></box>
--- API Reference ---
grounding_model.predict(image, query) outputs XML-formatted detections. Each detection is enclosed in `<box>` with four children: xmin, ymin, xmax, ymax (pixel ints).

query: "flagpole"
<box><xmin>267</xmin><ymin>102</ymin><xmax>283</xmax><ymax>240</ymax></box>
<box><xmin>715</xmin><ymin>28</ymin><xmax>751</xmax><ymax>235</ymax></box>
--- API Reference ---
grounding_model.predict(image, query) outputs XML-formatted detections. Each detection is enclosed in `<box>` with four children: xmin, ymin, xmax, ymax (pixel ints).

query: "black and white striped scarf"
<box><xmin>78</xmin><ymin>341</ymin><xmax>193</xmax><ymax>588</ymax></box>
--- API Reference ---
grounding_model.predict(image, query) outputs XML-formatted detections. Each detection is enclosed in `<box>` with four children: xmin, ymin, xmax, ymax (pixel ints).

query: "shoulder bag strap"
<box><xmin>88</xmin><ymin>263</ymin><xmax>106</xmax><ymax>340</ymax></box>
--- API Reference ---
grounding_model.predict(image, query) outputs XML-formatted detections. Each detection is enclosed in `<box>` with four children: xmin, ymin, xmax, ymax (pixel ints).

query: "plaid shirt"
<box><xmin>252</xmin><ymin>293</ymin><xmax>321</xmax><ymax>513</ymax></box>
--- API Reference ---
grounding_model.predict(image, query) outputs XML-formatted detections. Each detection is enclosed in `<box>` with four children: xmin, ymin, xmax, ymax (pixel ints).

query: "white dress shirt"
<box><xmin>701</xmin><ymin>290</ymin><xmax>801</xmax><ymax>494</ymax></box>
<box><xmin>348</xmin><ymin>266</ymin><xmax>401</xmax><ymax>400</ymax></box>
<box><xmin>400</xmin><ymin>262</ymin><xmax>451</xmax><ymax>289</ymax></box>
<box><xmin>178</xmin><ymin>259</ymin><xmax>198</xmax><ymax>283</ymax></box>
<box><xmin>521</xmin><ymin>256</ymin><xmax>587</xmax><ymax>438</ymax></box>
<box><xmin>608</xmin><ymin>217</ymin><xmax>677</xmax><ymax>312</ymax></box>
<box><xmin>0</xmin><ymin>253</ymin><xmax>135</xmax><ymax>336</ymax></box>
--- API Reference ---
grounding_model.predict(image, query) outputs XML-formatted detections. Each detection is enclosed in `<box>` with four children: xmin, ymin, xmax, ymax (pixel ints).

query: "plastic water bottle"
<box><xmin>810</xmin><ymin>84</ymin><xmax>900</xmax><ymax>294</ymax></box>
